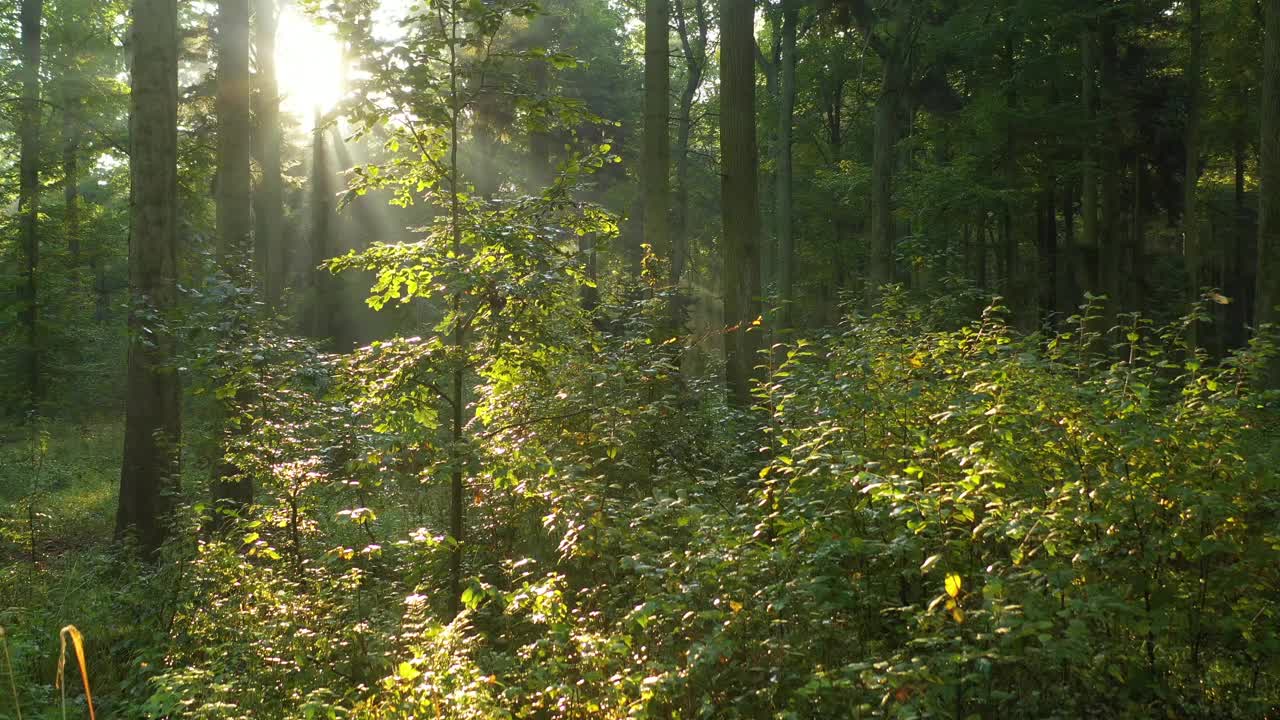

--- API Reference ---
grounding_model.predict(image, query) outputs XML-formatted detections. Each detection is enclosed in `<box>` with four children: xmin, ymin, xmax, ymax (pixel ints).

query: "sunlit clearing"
<box><xmin>276</xmin><ymin>7</ymin><xmax>345</xmax><ymax>125</ymax></box>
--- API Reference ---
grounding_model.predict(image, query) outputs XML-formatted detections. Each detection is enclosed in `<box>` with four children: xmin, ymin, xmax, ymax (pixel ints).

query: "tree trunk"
<box><xmin>1231</xmin><ymin>130</ymin><xmax>1251</xmax><ymax>345</ymax></box>
<box><xmin>117</xmin><ymin>0</ymin><xmax>182</xmax><ymax>557</ymax></box>
<box><xmin>63</xmin><ymin>89</ymin><xmax>81</xmax><ymax>272</ymax></box>
<box><xmin>1184</xmin><ymin>0</ymin><xmax>1203</xmax><ymax>345</ymax></box>
<box><xmin>309</xmin><ymin>114</ymin><xmax>336</xmax><ymax>340</ymax></box>
<box><xmin>212</xmin><ymin>0</ymin><xmax>255</xmax><ymax>517</ymax></box>
<box><xmin>255</xmin><ymin>0</ymin><xmax>285</xmax><ymax>307</ymax></box>
<box><xmin>18</xmin><ymin>0</ymin><xmax>43</xmax><ymax>411</ymax></box>
<box><xmin>866</xmin><ymin>54</ymin><xmax>907</xmax><ymax>307</ymax></box>
<box><xmin>1099</xmin><ymin>24</ymin><xmax>1122</xmax><ymax>326</ymax></box>
<box><xmin>1038</xmin><ymin>177</ymin><xmax>1057</xmax><ymax>326</ymax></box>
<box><xmin>1080</xmin><ymin>27</ymin><xmax>1099</xmax><ymax>297</ymax></box>
<box><xmin>672</xmin><ymin>0</ymin><xmax>706</xmax><ymax>326</ymax></box>
<box><xmin>719</xmin><ymin>0</ymin><xmax>762</xmax><ymax>405</ymax></box>
<box><xmin>1258</xmin><ymin>0</ymin><xmax>1280</xmax><ymax>383</ymax></box>
<box><xmin>1001</xmin><ymin>34</ymin><xmax>1017</xmax><ymax>308</ymax></box>
<box><xmin>643</xmin><ymin>0</ymin><xmax>670</xmax><ymax>280</ymax></box>
<box><xmin>1060</xmin><ymin>181</ymin><xmax>1077</xmax><ymax>315</ymax></box>
<box><xmin>776</xmin><ymin>0</ymin><xmax>797</xmax><ymax>326</ymax></box>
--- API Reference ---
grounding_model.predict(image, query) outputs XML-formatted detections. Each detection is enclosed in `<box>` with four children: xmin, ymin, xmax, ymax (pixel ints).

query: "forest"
<box><xmin>0</xmin><ymin>0</ymin><xmax>1279</xmax><ymax>716</ymax></box>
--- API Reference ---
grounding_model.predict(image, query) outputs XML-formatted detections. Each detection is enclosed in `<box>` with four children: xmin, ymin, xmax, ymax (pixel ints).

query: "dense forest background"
<box><xmin>1</xmin><ymin>0</ymin><xmax>1280</xmax><ymax>717</ymax></box>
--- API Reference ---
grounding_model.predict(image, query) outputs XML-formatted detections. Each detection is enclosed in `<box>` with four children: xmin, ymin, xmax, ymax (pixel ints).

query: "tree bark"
<box><xmin>1184</xmin><ymin>0</ymin><xmax>1203</xmax><ymax>345</ymax></box>
<box><xmin>308</xmin><ymin>115</ymin><xmax>338</xmax><ymax>338</ymax></box>
<box><xmin>719</xmin><ymin>0</ymin><xmax>762</xmax><ymax>405</ymax></box>
<box><xmin>212</xmin><ymin>0</ymin><xmax>255</xmax><ymax>517</ymax></box>
<box><xmin>672</xmin><ymin>0</ymin><xmax>706</xmax><ymax>325</ymax></box>
<box><xmin>18</xmin><ymin>0</ymin><xmax>44</xmax><ymax>410</ymax></box>
<box><xmin>866</xmin><ymin>54</ymin><xmax>907</xmax><ymax>307</ymax></box>
<box><xmin>1080</xmin><ymin>27</ymin><xmax>1099</xmax><ymax>296</ymax></box>
<box><xmin>643</xmin><ymin>0</ymin><xmax>670</xmax><ymax>281</ymax></box>
<box><xmin>255</xmin><ymin>0</ymin><xmax>285</xmax><ymax>307</ymax></box>
<box><xmin>776</xmin><ymin>0</ymin><xmax>797</xmax><ymax>327</ymax></box>
<box><xmin>1258</xmin><ymin>0</ymin><xmax>1280</xmax><ymax>383</ymax></box>
<box><xmin>117</xmin><ymin>0</ymin><xmax>182</xmax><ymax>556</ymax></box>
<box><xmin>1038</xmin><ymin>177</ymin><xmax>1057</xmax><ymax>326</ymax></box>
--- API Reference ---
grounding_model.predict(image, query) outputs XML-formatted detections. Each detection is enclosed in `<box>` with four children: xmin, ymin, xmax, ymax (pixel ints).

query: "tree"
<box><xmin>775</xmin><ymin>0</ymin><xmax>797</xmax><ymax>326</ymax></box>
<box><xmin>719</xmin><ymin>0</ymin><xmax>762</xmax><ymax>404</ymax></box>
<box><xmin>255</xmin><ymin>0</ymin><xmax>285</xmax><ymax>307</ymax></box>
<box><xmin>671</xmin><ymin>0</ymin><xmax>707</xmax><ymax>309</ymax></box>
<box><xmin>643</xmin><ymin>0</ymin><xmax>670</xmax><ymax>288</ymax></box>
<box><xmin>1259</xmin><ymin>0</ymin><xmax>1280</xmax><ymax>383</ymax></box>
<box><xmin>117</xmin><ymin>0</ymin><xmax>182</xmax><ymax>555</ymax></box>
<box><xmin>18</xmin><ymin>0</ymin><xmax>44</xmax><ymax>410</ymax></box>
<box><xmin>1184</xmin><ymin>0</ymin><xmax>1202</xmax><ymax>345</ymax></box>
<box><xmin>212</xmin><ymin>0</ymin><xmax>255</xmax><ymax>516</ymax></box>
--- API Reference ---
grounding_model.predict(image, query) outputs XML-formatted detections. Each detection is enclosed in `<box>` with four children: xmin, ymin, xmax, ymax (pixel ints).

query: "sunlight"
<box><xmin>275</xmin><ymin>7</ymin><xmax>346</xmax><ymax>125</ymax></box>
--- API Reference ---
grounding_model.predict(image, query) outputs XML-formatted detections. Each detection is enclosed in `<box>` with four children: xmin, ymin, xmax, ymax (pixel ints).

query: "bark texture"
<box><xmin>117</xmin><ymin>0</ymin><xmax>182</xmax><ymax>556</ymax></box>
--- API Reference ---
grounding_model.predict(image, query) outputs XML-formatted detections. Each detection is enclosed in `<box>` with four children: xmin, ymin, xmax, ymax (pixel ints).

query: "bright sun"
<box><xmin>276</xmin><ymin>8</ymin><xmax>346</xmax><ymax>125</ymax></box>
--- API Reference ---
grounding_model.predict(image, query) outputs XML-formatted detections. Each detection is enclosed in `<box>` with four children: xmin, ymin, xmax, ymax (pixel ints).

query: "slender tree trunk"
<box><xmin>643</xmin><ymin>0</ymin><xmax>670</xmax><ymax>280</ymax></box>
<box><xmin>1132</xmin><ymin>155</ymin><xmax>1146</xmax><ymax>314</ymax></box>
<box><xmin>1258</xmin><ymin>0</ymin><xmax>1280</xmax><ymax>384</ymax></box>
<box><xmin>1038</xmin><ymin>177</ymin><xmax>1057</xmax><ymax>326</ymax></box>
<box><xmin>63</xmin><ymin>90</ymin><xmax>81</xmax><ymax>272</ymax></box>
<box><xmin>720</xmin><ymin>0</ymin><xmax>762</xmax><ymax>405</ymax></box>
<box><xmin>1099</xmin><ymin>24</ymin><xmax>1122</xmax><ymax>326</ymax></box>
<box><xmin>117</xmin><ymin>0</ymin><xmax>181</xmax><ymax>556</ymax></box>
<box><xmin>212</xmin><ymin>0</ymin><xmax>255</xmax><ymax>517</ymax></box>
<box><xmin>1080</xmin><ymin>27</ymin><xmax>1099</xmax><ymax>296</ymax></box>
<box><xmin>1001</xmin><ymin>34</ymin><xmax>1017</xmax><ymax>307</ymax></box>
<box><xmin>446</xmin><ymin>6</ymin><xmax>467</xmax><ymax>619</ymax></box>
<box><xmin>1185</xmin><ymin>0</ymin><xmax>1203</xmax><ymax>344</ymax></box>
<box><xmin>309</xmin><ymin>113</ymin><xmax>336</xmax><ymax>340</ymax></box>
<box><xmin>826</xmin><ymin>76</ymin><xmax>846</xmax><ymax>323</ymax></box>
<box><xmin>255</xmin><ymin>0</ymin><xmax>285</xmax><ymax>307</ymax></box>
<box><xmin>18</xmin><ymin>0</ymin><xmax>44</xmax><ymax>411</ymax></box>
<box><xmin>672</xmin><ymin>0</ymin><xmax>706</xmax><ymax>326</ymax></box>
<box><xmin>1061</xmin><ymin>181</ymin><xmax>1077</xmax><ymax>315</ymax></box>
<box><xmin>1231</xmin><ymin>130</ymin><xmax>1251</xmax><ymax>345</ymax></box>
<box><xmin>866</xmin><ymin>54</ymin><xmax>906</xmax><ymax>307</ymax></box>
<box><xmin>776</xmin><ymin>0</ymin><xmax>797</xmax><ymax>326</ymax></box>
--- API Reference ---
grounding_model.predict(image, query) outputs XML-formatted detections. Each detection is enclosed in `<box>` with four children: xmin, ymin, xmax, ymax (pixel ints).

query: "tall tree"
<box><xmin>643</xmin><ymin>0</ymin><xmax>670</xmax><ymax>285</ymax></box>
<box><xmin>1184</xmin><ymin>0</ymin><xmax>1202</xmax><ymax>344</ymax></box>
<box><xmin>255</xmin><ymin>0</ymin><xmax>285</xmax><ymax>307</ymax></box>
<box><xmin>117</xmin><ymin>0</ymin><xmax>182</xmax><ymax>555</ymax></box>
<box><xmin>775</xmin><ymin>0</ymin><xmax>797</xmax><ymax>326</ymax></box>
<box><xmin>1080</xmin><ymin>23</ymin><xmax>1099</xmax><ymax>298</ymax></box>
<box><xmin>720</xmin><ymin>0</ymin><xmax>762</xmax><ymax>404</ymax></box>
<box><xmin>59</xmin><ymin>0</ymin><xmax>81</xmax><ymax>273</ymax></box>
<box><xmin>212</xmin><ymin>0</ymin><xmax>255</xmax><ymax>516</ymax></box>
<box><xmin>671</xmin><ymin>0</ymin><xmax>707</xmax><ymax>319</ymax></box>
<box><xmin>1259</xmin><ymin>0</ymin><xmax>1280</xmax><ymax>383</ymax></box>
<box><xmin>18</xmin><ymin>0</ymin><xmax>44</xmax><ymax>410</ymax></box>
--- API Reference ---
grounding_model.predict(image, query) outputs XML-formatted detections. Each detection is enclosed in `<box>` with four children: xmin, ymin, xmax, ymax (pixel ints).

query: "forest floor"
<box><xmin>0</xmin><ymin>418</ymin><xmax>120</xmax><ymax>563</ymax></box>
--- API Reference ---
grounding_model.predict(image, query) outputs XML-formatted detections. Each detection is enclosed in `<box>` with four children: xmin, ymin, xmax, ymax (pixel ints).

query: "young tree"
<box><xmin>719</xmin><ymin>0</ymin><xmax>762</xmax><ymax>404</ymax></box>
<box><xmin>18</xmin><ymin>0</ymin><xmax>44</xmax><ymax>409</ymax></box>
<box><xmin>117</xmin><ymin>0</ymin><xmax>182</xmax><ymax>555</ymax></box>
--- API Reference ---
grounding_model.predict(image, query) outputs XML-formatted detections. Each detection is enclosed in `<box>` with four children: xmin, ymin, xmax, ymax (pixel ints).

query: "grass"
<box><xmin>0</xmin><ymin>418</ymin><xmax>128</xmax><ymax>720</ymax></box>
